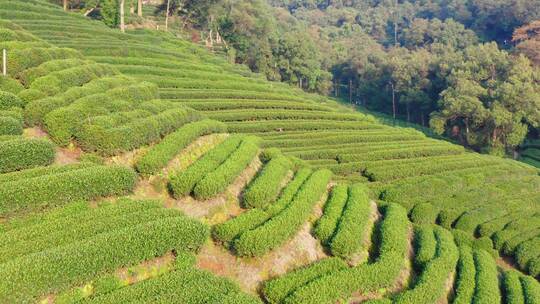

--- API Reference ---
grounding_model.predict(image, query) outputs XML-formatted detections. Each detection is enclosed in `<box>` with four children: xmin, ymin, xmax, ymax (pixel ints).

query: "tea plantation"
<box><xmin>0</xmin><ymin>1</ymin><xmax>538</xmax><ymax>303</ymax></box>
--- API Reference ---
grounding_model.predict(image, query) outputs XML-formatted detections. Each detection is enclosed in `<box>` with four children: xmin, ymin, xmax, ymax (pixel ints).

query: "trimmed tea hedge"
<box><xmin>0</xmin><ymin>116</ymin><xmax>23</xmax><ymax>135</ymax></box>
<box><xmin>521</xmin><ymin>275</ymin><xmax>540</xmax><ymax>303</ymax></box>
<box><xmin>242</xmin><ymin>153</ymin><xmax>292</xmax><ymax>208</ymax></box>
<box><xmin>472</xmin><ymin>249</ymin><xmax>500</xmax><ymax>304</ymax></box>
<box><xmin>283</xmin><ymin>203</ymin><xmax>410</xmax><ymax>304</ymax></box>
<box><xmin>262</xmin><ymin>258</ymin><xmax>348</xmax><ymax>304</ymax></box>
<box><xmin>233</xmin><ymin>169</ymin><xmax>332</xmax><ymax>256</ymax></box>
<box><xmin>0</xmin><ymin>206</ymin><xmax>208</xmax><ymax>303</ymax></box>
<box><xmin>0</xmin><ymin>138</ymin><xmax>55</xmax><ymax>173</ymax></box>
<box><xmin>193</xmin><ymin>136</ymin><xmax>260</xmax><ymax>200</ymax></box>
<box><xmin>0</xmin><ymin>165</ymin><xmax>136</xmax><ymax>215</ymax></box>
<box><xmin>329</xmin><ymin>184</ymin><xmax>371</xmax><ymax>259</ymax></box>
<box><xmin>169</xmin><ymin>136</ymin><xmax>243</xmax><ymax>198</ymax></box>
<box><xmin>313</xmin><ymin>185</ymin><xmax>348</xmax><ymax>245</ymax></box>
<box><xmin>453</xmin><ymin>246</ymin><xmax>476</xmax><ymax>304</ymax></box>
<box><xmin>502</xmin><ymin>270</ymin><xmax>525</xmax><ymax>304</ymax></box>
<box><xmin>414</xmin><ymin>225</ymin><xmax>437</xmax><ymax>268</ymax></box>
<box><xmin>0</xmin><ymin>91</ymin><xmax>25</xmax><ymax>109</ymax></box>
<box><xmin>212</xmin><ymin>168</ymin><xmax>312</xmax><ymax>243</ymax></box>
<box><xmin>135</xmin><ymin>119</ymin><xmax>227</xmax><ymax>174</ymax></box>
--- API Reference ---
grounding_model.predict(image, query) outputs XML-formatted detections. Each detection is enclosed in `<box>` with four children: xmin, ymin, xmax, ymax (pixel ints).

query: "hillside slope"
<box><xmin>0</xmin><ymin>1</ymin><xmax>539</xmax><ymax>303</ymax></box>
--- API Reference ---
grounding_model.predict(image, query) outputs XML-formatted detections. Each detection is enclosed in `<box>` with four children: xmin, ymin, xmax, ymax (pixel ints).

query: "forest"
<box><xmin>57</xmin><ymin>0</ymin><xmax>540</xmax><ymax>155</ymax></box>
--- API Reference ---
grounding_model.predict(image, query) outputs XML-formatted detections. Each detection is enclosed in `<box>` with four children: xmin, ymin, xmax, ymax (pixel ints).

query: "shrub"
<box><xmin>329</xmin><ymin>184</ymin><xmax>371</xmax><ymax>259</ymax></box>
<box><xmin>414</xmin><ymin>225</ymin><xmax>437</xmax><ymax>268</ymax></box>
<box><xmin>453</xmin><ymin>246</ymin><xmax>476</xmax><ymax>304</ymax></box>
<box><xmin>135</xmin><ymin>119</ymin><xmax>226</xmax><ymax>175</ymax></box>
<box><xmin>242</xmin><ymin>153</ymin><xmax>292</xmax><ymax>208</ymax></box>
<box><xmin>502</xmin><ymin>270</ymin><xmax>524</xmax><ymax>304</ymax></box>
<box><xmin>0</xmin><ymin>208</ymin><xmax>209</xmax><ymax>303</ymax></box>
<box><xmin>337</xmin><ymin>145</ymin><xmax>464</xmax><ymax>163</ymax></box>
<box><xmin>392</xmin><ymin>227</ymin><xmax>458</xmax><ymax>304</ymax></box>
<box><xmin>410</xmin><ymin>203</ymin><xmax>440</xmax><ymax>225</ymax></box>
<box><xmin>212</xmin><ymin>168</ymin><xmax>313</xmax><ymax>243</ymax></box>
<box><xmin>193</xmin><ymin>136</ymin><xmax>260</xmax><ymax>200</ymax></box>
<box><xmin>0</xmin><ymin>165</ymin><xmax>137</xmax><ymax>215</ymax></box>
<box><xmin>262</xmin><ymin>258</ymin><xmax>348</xmax><ymax>304</ymax></box>
<box><xmin>227</xmin><ymin>120</ymin><xmax>379</xmax><ymax>133</ymax></box>
<box><xmin>283</xmin><ymin>203</ymin><xmax>410</xmax><ymax>304</ymax></box>
<box><xmin>168</xmin><ymin>136</ymin><xmax>243</xmax><ymax>198</ymax></box>
<box><xmin>521</xmin><ymin>275</ymin><xmax>540</xmax><ymax>304</ymax></box>
<box><xmin>0</xmin><ymin>91</ymin><xmax>24</xmax><ymax>109</ymax></box>
<box><xmin>472</xmin><ymin>249</ymin><xmax>500</xmax><ymax>304</ymax></box>
<box><xmin>206</xmin><ymin>109</ymin><xmax>365</xmax><ymax>122</ymax></box>
<box><xmin>0</xmin><ymin>138</ymin><xmax>55</xmax><ymax>173</ymax></box>
<box><xmin>78</xmin><ymin>107</ymin><xmax>201</xmax><ymax>155</ymax></box>
<box><xmin>233</xmin><ymin>169</ymin><xmax>332</xmax><ymax>257</ymax></box>
<box><xmin>0</xmin><ymin>116</ymin><xmax>23</xmax><ymax>135</ymax></box>
<box><xmin>312</xmin><ymin>185</ymin><xmax>348</xmax><ymax>245</ymax></box>
<box><xmin>515</xmin><ymin>237</ymin><xmax>540</xmax><ymax>275</ymax></box>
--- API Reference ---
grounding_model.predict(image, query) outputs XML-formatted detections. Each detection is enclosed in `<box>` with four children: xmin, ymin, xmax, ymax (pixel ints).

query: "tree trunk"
<box><xmin>63</xmin><ymin>0</ymin><xmax>68</xmax><ymax>11</ymax></box>
<box><xmin>165</xmin><ymin>0</ymin><xmax>171</xmax><ymax>32</ymax></box>
<box><xmin>120</xmin><ymin>0</ymin><xmax>125</xmax><ymax>33</ymax></box>
<box><xmin>138</xmin><ymin>0</ymin><xmax>143</xmax><ymax>17</ymax></box>
<box><xmin>406</xmin><ymin>103</ymin><xmax>410</xmax><ymax>122</ymax></box>
<box><xmin>130</xmin><ymin>4</ymin><xmax>134</xmax><ymax>14</ymax></box>
<box><xmin>349</xmin><ymin>79</ymin><xmax>352</xmax><ymax>103</ymax></box>
<box><xmin>420</xmin><ymin>111</ymin><xmax>425</xmax><ymax>126</ymax></box>
<box><xmin>390</xmin><ymin>82</ymin><xmax>396</xmax><ymax>122</ymax></box>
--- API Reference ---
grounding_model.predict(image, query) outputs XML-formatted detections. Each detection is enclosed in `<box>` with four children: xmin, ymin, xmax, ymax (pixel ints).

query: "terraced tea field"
<box><xmin>0</xmin><ymin>1</ymin><xmax>538</xmax><ymax>303</ymax></box>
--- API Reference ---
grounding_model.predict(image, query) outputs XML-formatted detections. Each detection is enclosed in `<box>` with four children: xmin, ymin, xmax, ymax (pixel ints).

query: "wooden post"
<box><xmin>165</xmin><ymin>0</ymin><xmax>171</xmax><ymax>32</ymax></box>
<box><xmin>137</xmin><ymin>0</ymin><xmax>143</xmax><ymax>17</ymax></box>
<box><xmin>120</xmin><ymin>0</ymin><xmax>125</xmax><ymax>33</ymax></box>
<box><xmin>2</xmin><ymin>49</ymin><xmax>6</xmax><ymax>77</ymax></box>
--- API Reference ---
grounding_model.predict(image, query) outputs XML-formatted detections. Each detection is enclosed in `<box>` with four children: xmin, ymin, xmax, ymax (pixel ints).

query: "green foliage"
<box><xmin>283</xmin><ymin>203</ymin><xmax>409</xmax><ymax>303</ymax></box>
<box><xmin>313</xmin><ymin>184</ymin><xmax>348</xmax><ymax>245</ymax></box>
<box><xmin>0</xmin><ymin>199</ymin><xmax>208</xmax><ymax>303</ymax></box>
<box><xmin>262</xmin><ymin>258</ymin><xmax>348</xmax><ymax>304</ymax></box>
<box><xmin>472</xmin><ymin>249</ymin><xmax>501</xmax><ymax>304</ymax></box>
<box><xmin>410</xmin><ymin>203</ymin><xmax>439</xmax><ymax>225</ymax></box>
<box><xmin>0</xmin><ymin>116</ymin><xmax>22</xmax><ymax>135</ymax></box>
<box><xmin>101</xmin><ymin>0</ymin><xmax>120</xmax><ymax>27</ymax></box>
<box><xmin>413</xmin><ymin>225</ymin><xmax>436</xmax><ymax>268</ymax></box>
<box><xmin>329</xmin><ymin>184</ymin><xmax>371</xmax><ymax>259</ymax></box>
<box><xmin>212</xmin><ymin>168</ymin><xmax>312</xmax><ymax>243</ymax></box>
<box><xmin>453</xmin><ymin>246</ymin><xmax>476</xmax><ymax>304</ymax></box>
<box><xmin>193</xmin><ymin>136</ymin><xmax>259</xmax><ymax>200</ymax></box>
<box><xmin>0</xmin><ymin>165</ymin><xmax>137</xmax><ymax>215</ymax></box>
<box><xmin>135</xmin><ymin>119</ymin><xmax>227</xmax><ymax>174</ymax></box>
<box><xmin>242</xmin><ymin>153</ymin><xmax>292</xmax><ymax>208</ymax></box>
<box><xmin>168</xmin><ymin>136</ymin><xmax>242</xmax><ymax>198</ymax></box>
<box><xmin>0</xmin><ymin>138</ymin><xmax>55</xmax><ymax>173</ymax></box>
<box><xmin>0</xmin><ymin>91</ymin><xmax>24</xmax><ymax>109</ymax></box>
<box><xmin>233</xmin><ymin>169</ymin><xmax>332</xmax><ymax>257</ymax></box>
<box><xmin>502</xmin><ymin>270</ymin><xmax>525</xmax><ymax>304</ymax></box>
<box><xmin>521</xmin><ymin>275</ymin><xmax>540</xmax><ymax>304</ymax></box>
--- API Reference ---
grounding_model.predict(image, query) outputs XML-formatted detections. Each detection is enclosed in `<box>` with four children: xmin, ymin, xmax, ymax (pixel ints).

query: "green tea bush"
<box><xmin>242</xmin><ymin>153</ymin><xmax>292</xmax><ymax>208</ymax></box>
<box><xmin>234</xmin><ymin>169</ymin><xmax>332</xmax><ymax>257</ymax></box>
<box><xmin>0</xmin><ymin>211</ymin><xmax>208</xmax><ymax>303</ymax></box>
<box><xmin>24</xmin><ymin>75</ymin><xmax>135</xmax><ymax>126</ymax></box>
<box><xmin>283</xmin><ymin>203</ymin><xmax>409</xmax><ymax>303</ymax></box>
<box><xmin>0</xmin><ymin>165</ymin><xmax>136</xmax><ymax>215</ymax></box>
<box><xmin>135</xmin><ymin>119</ymin><xmax>226</xmax><ymax>175</ymax></box>
<box><xmin>0</xmin><ymin>109</ymin><xmax>23</xmax><ymax>121</ymax></box>
<box><xmin>392</xmin><ymin>227</ymin><xmax>458</xmax><ymax>304</ymax></box>
<box><xmin>0</xmin><ymin>116</ymin><xmax>23</xmax><ymax>135</ymax></box>
<box><xmin>159</xmin><ymin>89</ymin><xmax>305</xmax><ymax>102</ymax></box>
<box><xmin>0</xmin><ymin>91</ymin><xmax>24</xmax><ymax>109</ymax></box>
<box><xmin>17</xmin><ymin>58</ymin><xmax>89</xmax><ymax>86</ymax></box>
<box><xmin>262</xmin><ymin>258</ymin><xmax>348</xmax><ymax>304</ymax></box>
<box><xmin>337</xmin><ymin>145</ymin><xmax>464</xmax><ymax>163</ymax></box>
<box><xmin>502</xmin><ymin>228</ymin><xmax>540</xmax><ymax>255</ymax></box>
<box><xmin>0</xmin><ymin>138</ymin><xmax>55</xmax><ymax>173</ymax></box>
<box><xmin>169</xmin><ymin>136</ymin><xmax>242</xmax><ymax>198</ymax></box>
<box><xmin>185</xmin><ymin>100</ymin><xmax>330</xmax><ymax>112</ymax></box>
<box><xmin>410</xmin><ymin>203</ymin><xmax>440</xmax><ymax>225</ymax></box>
<box><xmin>78</xmin><ymin>107</ymin><xmax>201</xmax><ymax>155</ymax></box>
<box><xmin>515</xmin><ymin>237</ymin><xmax>540</xmax><ymax>275</ymax></box>
<box><xmin>329</xmin><ymin>184</ymin><xmax>371</xmax><ymax>259</ymax></box>
<box><xmin>207</xmin><ymin>109</ymin><xmax>365</xmax><ymax>122</ymax></box>
<box><xmin>8</xmin><ymin>47</ymin><xmax>82</xmax><ymax>76</ymax></box>
<box><xmin>313</xmin><ymin>185</ymin><xmax>348</xmax><ymax>245</ymax></box>
<box><xmin>227</xmin><ymin>120</ymin><xmax>379</xmax><ymax>133</ymax></box>
<box><xmin>472</xmin><ymin>249</ymin><xmax>500</xmax><ymax>304</ymax></box>
<box><xmin>521</xmin><ymin>275</ymin><xmax>540</xmax><ymax>303</ymax></box>
<box><xmin>413</xmin><ymin>225</ymin><xmax>437</xmax><ymax>268</ymax></box>
<box><xmin>29</xmin><ymin>63</ymin><xmax>117</xmax><ymax>97</ymax></box>
<box><xmin>453</xmin><ymin>246</ymin><xmax>476</xmax><ymax>304</ymax></box>
<box><xmin>502</xmin><ymin>270</ymin><xmax>525</xmax><ymax>304</ymax></box>
<box><xmin>193</xmin><ymin>136</ymin><xmax>259</xmax><ymax>199</ymax></box>
<box><xmin>212</xmin><ymin>168</ymin><xmax>312</xmax><ymax>243</ymax></box>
